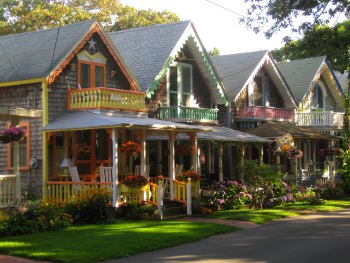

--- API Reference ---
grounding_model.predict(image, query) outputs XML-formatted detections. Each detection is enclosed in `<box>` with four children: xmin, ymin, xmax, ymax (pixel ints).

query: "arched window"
<box><xmin>312</xmin><ymin>84</ymin><xmax>324</xmax><ymax>110</ymax></box>
<box><xmin>77</xmin><ymin>51</ymin><xmax>106</xmax><ymax>88</ymax></box>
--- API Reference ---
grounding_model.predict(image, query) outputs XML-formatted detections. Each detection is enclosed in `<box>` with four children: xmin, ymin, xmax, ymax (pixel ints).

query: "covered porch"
<box><xmin>40</xmin><ymin>110</ymin><xmax>211</xmax><ymax>210</ymax></box>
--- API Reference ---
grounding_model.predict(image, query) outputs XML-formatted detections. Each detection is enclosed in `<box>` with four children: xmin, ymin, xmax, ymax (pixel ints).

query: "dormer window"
<box><xmin>77</xmin><ymin>51</ymin><xmax>106</xmax><ymax>88</ymax></box>
<box><xmin>168</xmin><ymin>63</ymin><xmax>192</xmax><ymax>106</ymax></box>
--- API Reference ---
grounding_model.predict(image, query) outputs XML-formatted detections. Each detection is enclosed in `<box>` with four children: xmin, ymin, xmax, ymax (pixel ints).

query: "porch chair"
<box><xmin>99</xmin><ymin>166</ymin><xmax>113</xmax><ymax>182</ymax></box>
<box><xmin>69</xmin><ymin>166</ymin><xmax>81</xmax><ymax>192</ymax></box>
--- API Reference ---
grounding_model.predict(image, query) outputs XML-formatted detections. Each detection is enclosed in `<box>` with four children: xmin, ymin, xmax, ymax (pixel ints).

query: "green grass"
<box><xmin>205</xmin><ymin>198</ymin><xmax>350</xmax><ymax>224</ymax></box>
<box><xmin>0</xmin><ymin>220</ymin><xmax>237</xmax><ymax>263</ymax></box>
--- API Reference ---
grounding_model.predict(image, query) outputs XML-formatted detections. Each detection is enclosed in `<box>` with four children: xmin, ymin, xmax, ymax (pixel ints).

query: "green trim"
<box><xmin>146</xmin><ymin>55</ymin><xmax>175</xmax><ymax>98</ymax></box>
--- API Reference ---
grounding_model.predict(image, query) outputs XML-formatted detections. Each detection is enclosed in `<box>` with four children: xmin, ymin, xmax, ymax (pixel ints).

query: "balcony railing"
<box><xmin>236</xmin><ymin>106</ymin><xmax>294</xmax><ymax>122</ymax></box>
<box><xmin>67</xmin><ymin>87</ymin><xmax>147</xmax><ymax>112</ymax></box>
<box><xmin>296</xmin><ymin>111</ymin><xmax>344</xmax><ymax>127</ymax></box>
<box><xmin>159</xmin><ymin>105</ymin><xmax>219</xmax><ymax>123</ymax></box>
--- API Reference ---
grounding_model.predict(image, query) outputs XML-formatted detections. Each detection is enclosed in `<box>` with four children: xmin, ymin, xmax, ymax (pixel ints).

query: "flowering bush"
<box><xmin>120</xmin><ymin>174</ymin><xmax>148</xmax><ymax>188</ymax></box>
<box><xmin>176</xmin><ymin>170</ymin><xmax>201</xmax><ymax>183</ymax></box>
<box><xmin>73</xmin><ymin>142</ymin><xmax>91</xmax><ymax>155</ymax></box>
<box><xmin>319</xmin><ymin>146</ymin><xmax>344</xmax><ymax>157</ymax></box>
<box><xmin>64</xmin><ymin>188</ymin><xmax>112</xmax><ymax>224</ymax></box>
<box><xmin>0</xmin><ymin>126</ymin><xmax>27</xmax><ymax>143</ymax></box>
<box><xmin>209</xmin><ymin>180</ymin><xmax>251</xmax><ymax>210</ymax></box>
<box><xmin>119</xmin><ymin>141</ymin><xmax>141</xmax><ymax>156</ymax></box>
<box><xmin>175</xmin><ymin>142</ymin><xmax>195</xmax><ymax>156</ymax></box>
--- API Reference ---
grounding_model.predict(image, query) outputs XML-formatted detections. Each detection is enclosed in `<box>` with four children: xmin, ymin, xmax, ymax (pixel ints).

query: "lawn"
<box><xmin>205</xmin><ymin>198</ymin><xmax>350</xmax><ymax>224</ymax></box>
<box><xmin>0</xmin><ymin>220</ymin><xmax>237</xmax><ymax>263</ymax></box>
<box><xmin>1</xmin><ymin>199</ymin><xmax>349</xmax><ymax>262</ymax></box>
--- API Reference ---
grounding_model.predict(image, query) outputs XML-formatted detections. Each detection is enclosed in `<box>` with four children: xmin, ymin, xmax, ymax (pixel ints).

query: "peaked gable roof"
<box><xmin>277</xmin><ymin>56</ymin><xmax>344</xmax><ymax>104</ymax></box>
<box><xmin>109</xmin><ymin>21</ymin><xmax>228</xmax><ymax>105</ymax></box>
<box><xmin>212</xmin><ymin>50</ymin><xmax>296</xmax><ymax>108</ymax></box>
<box><xmin>0</xmin><ymin>20</ymin><xmax>95</xmax><ymax>84</ymax></box>
<box><xmin>0</xmin><ymin>20</ymin><xmax>140</xmax><ymax>90</ymax></box>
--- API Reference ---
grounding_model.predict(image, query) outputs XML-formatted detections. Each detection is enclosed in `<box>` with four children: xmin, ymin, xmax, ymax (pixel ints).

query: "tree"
<box><xmin>241</xmin><ymin>0</ymin><xmax>350</xmax><ymax>39</ymax></box>
<box><xmin>0</xmin><ymin>0</ymin><xmax>180</xmax><ymax>36</ymax></box>
<box><xmin>208</xmin><ymin>47</ymin><xmax>220</xmax><ymax>56</ymax></box>
<box><xmin>271</xmin><ymin>20</ymin><xmax>350</xmax><ymax>73</ymax></box>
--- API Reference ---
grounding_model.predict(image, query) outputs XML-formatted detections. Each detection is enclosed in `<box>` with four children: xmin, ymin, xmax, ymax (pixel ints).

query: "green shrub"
<box><xmin>0</xmin><ymin>198</ymin><xmax>71</xmax><ymax>237</ymax></box>
<box><xmin>64</xmin><ymin>188</ymin><xmax>113</xmax><ymax>224</ymax></box>
<box><xmin>319</xmin><ymin>183</ymin><xmax>345</xmax><ymax>199</ymax></box>
<box><xmin>124</xmin><ymin>201</ymin><xmax>158</xmax><ymax>220</ymax></box>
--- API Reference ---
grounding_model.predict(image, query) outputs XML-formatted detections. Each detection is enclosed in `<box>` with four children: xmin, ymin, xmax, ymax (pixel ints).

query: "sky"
<box><xmin>119</xmin><ymin>0</ymin><xmax>298</xmax><ymax>55</ymax></box>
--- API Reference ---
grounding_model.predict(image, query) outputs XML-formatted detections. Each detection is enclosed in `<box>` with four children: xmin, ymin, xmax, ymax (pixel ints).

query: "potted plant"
<box><xmin>73</xmin><ymin>142</ymin><xmax>92</xmax><ymax>160</ymax></box>
<box><xmin>119</xmin><ymin>141</ymin><xmax>141</xmax><ymax>175</ymax></box>
<box><xmin>119</xmin><ymin>174</ymin><xmax>148</xmax><ymax>192</ymax></box>
<box><xmin>319</xmin><ymin>147</ymin><xmax>344</xmax><ymax>158</ymax></box>
<box><xmin>0</xmin><ymin>126</ymin><xmax>27</xmax><ymax>144</ymax></box>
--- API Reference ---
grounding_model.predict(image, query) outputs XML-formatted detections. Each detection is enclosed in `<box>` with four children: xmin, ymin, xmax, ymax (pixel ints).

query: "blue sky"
<box><xmin>119</xmin><ymin>0</ymin><xmax>293</xmax><ymax>55</ymax></box>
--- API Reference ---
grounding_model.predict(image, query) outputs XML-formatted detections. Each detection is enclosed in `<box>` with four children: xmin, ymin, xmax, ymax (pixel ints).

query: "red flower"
<box><xmin>175</xmin><ymin>143</ymin><xmax>195</xmax><ymax>156</ymax></box>
<box><xmin>176</xmin><ymin>170</ymin><xmax>201</xmax><ymax>183</ymax></box>
<box><xmin>120</xmin><ymin>175</ymin><xmax>148</xmax><ymax>188</ymax></box>
<box><xmin>119</xmin><ymin>141</ymin><xmax>141</xmax><ymax>157</ymax></box>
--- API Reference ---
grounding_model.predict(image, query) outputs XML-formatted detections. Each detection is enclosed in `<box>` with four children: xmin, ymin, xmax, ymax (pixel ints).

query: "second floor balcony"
<box><xmin>67</xmin><ymin>87</ymin><xmax>147</xmax><ymax>112</ymax></box>
<box><xmin>159</xmin><ymin>105</ymin><xmax>219</xmax><ymax>124</ymax></box>
<box><xmin>236</xmin><ymin>106</ymin><xmax>294</xmax><ymax>122</ymax></box>
<box><xmin>295</xmin><ymin>111</ymin><xmax>344</xmax><ymax>127</ymax></box>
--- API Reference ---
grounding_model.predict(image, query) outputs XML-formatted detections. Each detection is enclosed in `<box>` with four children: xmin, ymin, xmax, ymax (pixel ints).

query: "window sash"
<box><xmin>7</xmin><ymin>122</ymin><xmax>30</xmax><ymax>171</ymax></box>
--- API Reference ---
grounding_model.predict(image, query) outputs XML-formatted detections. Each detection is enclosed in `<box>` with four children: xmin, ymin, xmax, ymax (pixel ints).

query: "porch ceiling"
<box><xmin>148</xmin><ymin>126</ymin><xmax>271</xmax><ymax>143</ymax></box>
<box><xmin>40</xmin><ymin>110</ymin><xmax>213</xmax><ymax>132</ymax></box>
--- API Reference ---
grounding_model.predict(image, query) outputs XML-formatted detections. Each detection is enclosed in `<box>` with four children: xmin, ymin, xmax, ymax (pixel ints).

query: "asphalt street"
<box><xmin>105</xmin><ymin>208</ymin><xmax>350</xmax><ymax>263</ymax></box>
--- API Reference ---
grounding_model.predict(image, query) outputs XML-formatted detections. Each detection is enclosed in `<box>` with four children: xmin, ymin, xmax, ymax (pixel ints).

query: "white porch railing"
<box><xmin>296</xmin><ymin>111</ymin><xmax>344</xmax><ymax>127</ymax></box>
<box><xmin>0</xmin><ymin>175</ymin><xmax>17</xmax><ymax>208</ymax></box>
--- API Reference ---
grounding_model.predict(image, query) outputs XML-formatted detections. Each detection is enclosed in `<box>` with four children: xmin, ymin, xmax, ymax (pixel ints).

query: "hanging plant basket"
<box><xmin>119</xmin><ymin>141</ymin><xmax>141</xmax><ymax>157</ymax></box>
<box><xmin>175</xmin><ymin>142</ymin><xmax>195</xmax><ymax>156</ymax></box>
<box><xmin>0</xmin><ymin>127</ymin><xmax>26</xmax><ymax>144</ymax></box>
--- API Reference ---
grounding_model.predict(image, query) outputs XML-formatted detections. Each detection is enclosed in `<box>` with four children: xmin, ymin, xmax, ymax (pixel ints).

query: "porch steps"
<box><xmin>163</xmin><ymin>201</ymin><xmax>185</xmax><ymax>218</ymax></box>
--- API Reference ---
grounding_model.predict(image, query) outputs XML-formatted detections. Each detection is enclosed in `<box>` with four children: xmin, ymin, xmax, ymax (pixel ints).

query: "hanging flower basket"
<box><xmin>175</xmin><ymin>142</ymin><xmax>195</xmax><ymax>156</ymax></box>
<box><xmin>320</xmin><ymin>147</ymin><xmax>344</xmax><ymax>157</ymax></box>
<box><xmin>273</xmin><ymin>145</ymin><xmax>303</xmax><ymax>159</ymax></box>
<box><xmin>73</xmin><ymin>142</ymin><xmax>91</xmax><ymax>159</ymax></box>
<box><xmin>0</xmin><ymin>127</ymin><xmax>27</xmax><ymax>144</ymax></box>
<box><xmin>119</xmin><ymin>141</ymin><xmax>141</xmax><ymax>157</ymax></box>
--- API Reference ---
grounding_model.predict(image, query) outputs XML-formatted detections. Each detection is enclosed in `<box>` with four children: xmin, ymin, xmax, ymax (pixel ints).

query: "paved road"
<box><xmin>106</xmin><ymin>208</ymin><xmax>350</xmax><ymax>263</ymax></box>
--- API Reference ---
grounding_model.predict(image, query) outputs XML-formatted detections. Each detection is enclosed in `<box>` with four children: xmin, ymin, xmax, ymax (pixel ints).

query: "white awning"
<box><xmin>40</xmin><ymin>110</ymin><xmax>213</xmax><ymax>132</ymax></box>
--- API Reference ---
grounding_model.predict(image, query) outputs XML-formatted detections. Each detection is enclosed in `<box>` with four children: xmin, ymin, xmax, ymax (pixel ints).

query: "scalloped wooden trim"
<box><xmin>48</xmin><ymin>26</ymin><xmax>137</xmax><ymax>91</ymax></box>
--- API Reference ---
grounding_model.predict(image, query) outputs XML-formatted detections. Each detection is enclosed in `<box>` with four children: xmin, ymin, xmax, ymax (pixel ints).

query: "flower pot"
<box><xmin>119</xmin><ymin>184</ymin><xmax>148</xmax><ymax>193</ymax></box>
<box><xmin>0</xmin><ymin>136</ymin><xmax>12</xmax><ymax>144</ymax></box>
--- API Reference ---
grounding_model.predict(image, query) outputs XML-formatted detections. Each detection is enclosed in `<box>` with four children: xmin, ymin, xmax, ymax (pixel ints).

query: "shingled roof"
<box><xmin>109</xmin><ymin>21</ymin><xmax>228</xmax><ymax>105</ymax></box>
<box><xmin>277</xmin><ymin>57</ymin><xmax>328</xmax><ymax>103</ymax></box>
<box><xmin>0</xmin><ymin>20</ymin><xmax>96</xmax><ymax>84</ymax></box>
<box><xmin>211</xmin><ymin>50</ymin><xmax>296</xmax><ymax>108</ymax></box>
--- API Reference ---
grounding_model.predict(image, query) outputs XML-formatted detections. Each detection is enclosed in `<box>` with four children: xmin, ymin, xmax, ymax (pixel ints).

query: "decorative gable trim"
<box><xmin>147</xmin><ymin>23</ymin><xmax>228</xmax><ymax>106</ymax></box>
<box><xmin>303</xmin><ymin>59</ymin><xmax>344</xmax><ymax>106</ymax></box>
<box><xmin>47</xmin><ymin>24</ymin><xmax>138</xmax><ymax>91</ymax></box>
<box><xmin>77</xmin><ymin>50</ymin><xmax>107</xmax><ymax>63</ymax></box>
<box><xmin>235</xmin><ymin>52</ymin><xmax>297</xmax><ymax>108</ymax></box>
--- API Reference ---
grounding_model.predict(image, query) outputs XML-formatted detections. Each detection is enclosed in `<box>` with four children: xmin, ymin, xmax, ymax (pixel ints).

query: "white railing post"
<box><xmin>157</xmin><ymin>179</ymin><xmax>164</xmax><ymax>219</ymax></box>
<box><xmin>186</xmin><ymin>179</ymin><xmax>192</xmax><ymax>215</ymax></box>
<box><xmin>112</xmin><ymin>128</ymin><xmax>119</xmax><ymax>207</ymax></box>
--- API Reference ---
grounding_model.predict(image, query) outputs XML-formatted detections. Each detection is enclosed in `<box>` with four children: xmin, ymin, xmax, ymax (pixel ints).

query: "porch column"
<box><xmin>140</xmin><ymin>129</ymin><xmax>147</xmax><ymax>178</ymax></box>
<box><xmin>42</xmin><ymin>132</ymin><xmax>48</xmax><ymax>198</ymax></box>
<box><xmin>218</xmin><ymin>143</ymin><xmax>223</xmax><ymax>182</ymax></box>
<box><xmin>312</xmin><ymin>141</ymin><xmax>317</xmax><ymax>175</ymax></box>
<box><xmin>191</xmin><ymin>133</ymin><xmax>198</xmax><ymax>173</ymax></box>
<box><xmin>13</xmin><ymin>141</ymin><xmax>21</xmax><ymax>205</ymax></box>
<box><xmin>259</xmin><ymin>144</ymin><xmax>264</xmax><ymax>165</ymax></box>
<box><xmin>240</xmin><ymin>144</ymin><xmax>245</xmax><ymax>184</ymax></box>
<box><xmin>157</xmin><ymin>141</ymin><xmax>162</xmax><ymax>175</ymax></box>
<box><xmin>169</xmin><ymin>131</ymin><xmax>175</xmax><ymax>201</ymax></box>
<box><xmin>211</xmin><ymin>144</ymin><xmax>215</xmax><ymax>174</ymax></box>
<box><xmin>112</xmin><ymin>128</ymin><xmax>119</xmax><ymax>207</ymax></box>
<box><xmin>206</xmin><ymin>141</ymin><xmax>211</xmax><ymax>174</ymax></box>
